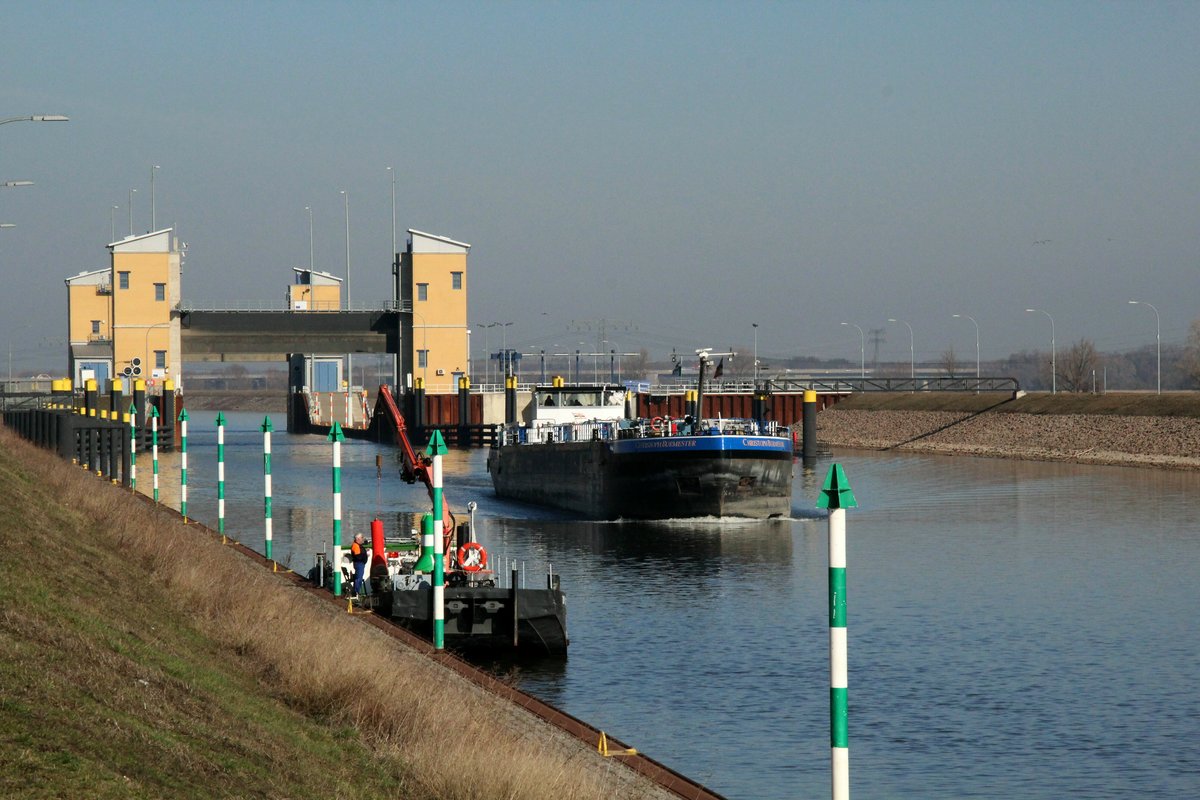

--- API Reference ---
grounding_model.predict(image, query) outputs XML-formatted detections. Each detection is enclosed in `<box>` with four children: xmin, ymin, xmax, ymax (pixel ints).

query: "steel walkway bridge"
<box><xmin>178</xmin><ymin>309</ymin><xmax>400</xmax><ymax>361</ymax></box>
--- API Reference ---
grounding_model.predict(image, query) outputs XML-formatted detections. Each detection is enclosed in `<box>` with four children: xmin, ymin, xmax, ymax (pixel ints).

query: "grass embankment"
<box><xmin>829</xmin><ymin>391</ymin><xmax>1200</xmax><ymax>416</ymax></box>
<box><xmin>0</xmin><ymin>427</ymin><xmax>650</xmax><ymax>800</ymax></box>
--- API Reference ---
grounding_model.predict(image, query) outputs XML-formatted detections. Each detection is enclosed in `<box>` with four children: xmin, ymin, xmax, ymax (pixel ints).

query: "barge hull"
<box><xmin>487</xmin><ymin>438</ymin><xmax>793</xmax><ymax>520</ymax></box>
<box><xmin>374</xmin><ymin>585</ymin><xmax>568</xmax><ymax>656</ymax></box>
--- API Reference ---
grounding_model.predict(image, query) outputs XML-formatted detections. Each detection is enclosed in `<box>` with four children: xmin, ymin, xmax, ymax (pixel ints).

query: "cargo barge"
<box><xmin>487</xmin><ymin>352</ymin><xmax>794</xmax><ymax>520</ymax></box>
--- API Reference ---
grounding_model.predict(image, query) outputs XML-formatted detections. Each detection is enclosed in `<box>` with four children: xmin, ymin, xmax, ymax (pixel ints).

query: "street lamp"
<box><xmin>477</xmin><ymin>322</ymin><xmax>493</xmax><ymax>384</ymax></box>
<box><xmin>150</xmin><ymin>165</ymin><xmax>160</xmax><ymax>230</ymax></box>
<box><xmin>304</xmin><ymin>206</ymin><xmax>313</xmax><ymax>270</ymax></box>
<box><xmin>496</xmin><ymin>322</ymin><xmax>514</xmax><ymax>377</ymax></box>
<box><xmin>2</xmin><ymin>181</ymin><xmax>33</xmax><ymax>187</ymax></box>
<box><xmin>1025</xmin><ymin>308</ymin><xmax>1056</xmax><ymax>394</ymax></box>
<box><xmin>752</xmin><ymin>323</ymin><xmax>759</xmax><ymax>383</ymax></box>
<box><xmin>387</xmin><ymin>166</ymin><xmax>396</xmax><ymax>260</ymax></box>
<box><xmin>840</xmin><ymin>322</ymin><xmax>865</xmax><ymax>378</ymax></box>
<box><xmin>0</xmin><ymin>115</ymin><xmax>69</xmax><ymax>126</ymax></box>
<box><xmin>1128</xmin><ymin>300</ymin><xmax>1161</xmax><ymax>395</ymax></box>
<box><xmin>887</xmin><ymin>318</ymin><xmax>914</xmax><ymax>379</ymax></box>
<box><xmin>340</xmin><ymin>190</ymin><xmax>351</xmax><ymax>387</ymax></box>
<box><xmin>128</xmin><ymin>189</ymin><xmax>137</xmax><ymax>236</ymax></box>
<box><xmin>110</xmin><ymin>205</ymin><xmax>118</xmax><ymax>242</ymax></box>
<box><xmin>952</xmin><ymin>314</ymin><xmax>980</xmax><ymax>378</ymax></box>
<box><xmin>339</xmin><ymin>190</ymin><xmax>350</xmax><ymax>307</ymax></box>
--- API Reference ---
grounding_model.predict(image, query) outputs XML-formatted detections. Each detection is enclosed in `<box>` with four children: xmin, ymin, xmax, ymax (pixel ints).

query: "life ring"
<box><xmin>457</xmin><ymin>542</ymin><xmax>488</xmax><ymax>572</ymax></box>
<box><xmin>650</xmin><ymin>416</ymin><xmax>665</xmax><ymax>433</ymax></box>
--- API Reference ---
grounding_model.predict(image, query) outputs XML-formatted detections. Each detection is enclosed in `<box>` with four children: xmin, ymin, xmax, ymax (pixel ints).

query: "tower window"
<box><xmin>154</xmin><ymin>283</ymin><xmax>166</xmax><ymax>301</ymax></box>
<box><xmin>417</xmin><ymin>283</ymin><xmax>428</xmax><ymax>301</ymax></box>
<box><xmin>451</xmin><ymin>272</ymin><xmax>463</xmax><ymax>290</ymax></box>
<box><xmin>118</xmin><ymin>271</ymin><xmax>130</xmax><ymax>290</ymax></box>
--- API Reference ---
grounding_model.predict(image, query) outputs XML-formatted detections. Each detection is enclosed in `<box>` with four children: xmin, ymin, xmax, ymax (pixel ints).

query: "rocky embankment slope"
<box><xmin>817</xmin><ymin>393</ymin><xmax>1200</xmax><ymax>470</ymax></box>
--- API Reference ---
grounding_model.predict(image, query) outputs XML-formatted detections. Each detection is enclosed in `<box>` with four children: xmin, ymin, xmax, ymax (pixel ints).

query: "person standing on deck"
<box><xmin>350</xmin><ymin>533</ymin><xmax>369</xmax><ymax>597</ymax></box>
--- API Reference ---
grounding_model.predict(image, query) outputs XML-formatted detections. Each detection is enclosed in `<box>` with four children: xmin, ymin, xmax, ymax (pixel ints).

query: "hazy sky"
<box><xmin>3</xmin><ymin>1</ymin><xmax>1197</xmax><ymax>375</ymax></box>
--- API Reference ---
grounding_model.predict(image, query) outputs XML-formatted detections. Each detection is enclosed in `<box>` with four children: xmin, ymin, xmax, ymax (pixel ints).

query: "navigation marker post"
<box><xmin>426</xmin><ymin>429</ymin><xmax>449</xmax><ymax>649</ymax></box>
<box><xmin>179</xmin><ymin>408</ymin><xmax>189</xmax><ymax>521</ymax></box>
<box><xmin>328</xmin><ymin>421</ymin><xmax>345</xmax><ymax>597</ymax></box>
<box><xmin>151</xmin><ymin>405</ymin><xmax>160</xmax><ymax>502</ymax></box>
<box><xmin>216</xmin><ymin>412</ymin><xmax>226</xmax><ymax>535</ymax></box>
<box><xmin>817</xmin><ymin>463</ymin><xmax>857</xmax><ymax>800</ymax></box>
<box><xmin>128</xmin><ymin>403</ymin><xmax>137</xmax><ymax>491</ymax></box>
<box><xmin>262</xmin><ymin>416</ymin><xmax>273</xmax><ymax>561</ymax></box>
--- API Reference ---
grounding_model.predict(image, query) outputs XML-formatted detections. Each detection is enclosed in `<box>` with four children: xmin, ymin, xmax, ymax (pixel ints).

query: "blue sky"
<box><xmin>2</xmin><ymin>1</ymin><xmax>1197</xmax><ymax>375</ymax></box>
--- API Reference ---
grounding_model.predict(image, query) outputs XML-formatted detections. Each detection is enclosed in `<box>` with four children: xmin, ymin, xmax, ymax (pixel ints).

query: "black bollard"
<box><xmin>505</xmin><ymin>375</ymin><xmax>517</xmax><ymax>426</ymax></box>
<box><xmin>457</xmin><ymin>376</ymin><xmax>471</xmax><ymax>444</ymax></box>
<box><xmin>85</xmin><ymin>379</ymin><xmax>98</xmax><ymax>418</ymax></box>
<box><xmin>412</xmin><ymin>378</ymin><xmax>426</xmax><ymax>431</ymax></box>
<box><xmin>162</xmin><ymin>380</ymin><xmax>176</xmax><ymax>449</ymax></box>
<box><xmin>802</xmin><ymin>389</ymin><xmax>817</xmax><ymax>463</ymax></box>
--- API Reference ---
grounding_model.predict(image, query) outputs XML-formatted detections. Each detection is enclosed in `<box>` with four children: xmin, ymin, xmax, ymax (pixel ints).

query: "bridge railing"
<box><xmin>766</xmin><ymin>376</ymin><xmax>1021</xmax><ymax>394</ymax></box>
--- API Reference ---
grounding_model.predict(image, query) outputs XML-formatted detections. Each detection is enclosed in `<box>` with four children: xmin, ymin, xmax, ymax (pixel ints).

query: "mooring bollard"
<box><xmin>803</xmin><ymin>389</ymin><xmax>818</xmax><ymax>464</ymax></box>
<box><xmin>818</xmin><ymin>463</ymin><xmax>857</xmax><ymax>800</ymax></box>
<box><xmin>215</xmin><ymin>412</ymin><xmax>226</xmax><ymax>534</ymax></box>
<box><xmin>179</xmin><ymin>407</ymin><xmax>189</xmax><ymax>520</ymax></box>
<box><xmin>262</xmin><ymin>415</ymin><xmax>273</xmax><ymax>561</ymax></box>
<box><xmin>328</xmin><ymin>421</ymin><xmax>345</xmax><ymax>597</ymax></box>
<box><xmin>150</xmin><ymin>405</ymin><xmax>160</xmax><ymax>502</ymax></box>
<box><xmin>427</xmin><ymin>429</ymin><xmax>449</xmax><ymax>649</ymax></box>
<box><xmin>505</xmin><ymin>375</ymin><xmax>517</xmax><ymax>426</ymax></box>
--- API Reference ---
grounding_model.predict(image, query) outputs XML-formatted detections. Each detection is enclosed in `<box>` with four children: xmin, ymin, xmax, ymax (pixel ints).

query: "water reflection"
<box><xmin>147</xmin><ymin>413</ymin><xmax>1200</xmax><ymax>800</ymax></box>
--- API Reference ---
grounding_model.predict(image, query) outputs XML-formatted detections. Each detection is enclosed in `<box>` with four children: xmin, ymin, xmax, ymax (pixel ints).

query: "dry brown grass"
<box><xmin>0</xmin><ymin>425</ymin><xmax>666</xmax><ymax>800</ymax></box>
<box><xmin>831</xmin><ymin>390</ymin><xmax>1200</xmax><ymax>416</ymax></box>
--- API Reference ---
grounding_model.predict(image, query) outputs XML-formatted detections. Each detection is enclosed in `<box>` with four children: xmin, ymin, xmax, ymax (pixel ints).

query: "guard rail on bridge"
<box><xmin>765</xmin><ymin>376</ymin><xmax>1021</xmax><ymax>394</ymax></box>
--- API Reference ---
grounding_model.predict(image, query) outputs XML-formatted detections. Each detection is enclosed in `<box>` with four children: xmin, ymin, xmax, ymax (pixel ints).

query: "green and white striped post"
<box><xmin>425</xmin><ymin>430</ymin><xmax>449</xmax><ymax>649</ymax></box>
<box><xmin>328</xmin><ymin>421</ymin><xmax>345</xmax><ymax>597</ymax></box>
<box><xmin>414</xmin><ymin>512</ymin><xmax>435</xmax><ymax>573</ymax></box>
<box><xmin>128</xmin><ymin>402</ymin><xmax>137</xmax><ymax>491</ymax></box>
<box><xmin>150</xmin><ymin>405</ymin><xmax>160</xmax><ymax>502</ymax></box>
<box><xmin>262</xmin><ymin>416</ymin><xmax>273</xmax><ymax>561</ymax></box>
<box><xmin>179</xmin><ymin>407</ymin><xmax>189</xmax><ymax>521</ymax></box>
<box><xmin>818</xmin><ymin>463</ymin><xmax>857</xmax><ymax>800</ymax></box>
<box><xmin>216</xmin><ymin>412</ymin><xmax>226</xmax><ymax>535</ymax></box>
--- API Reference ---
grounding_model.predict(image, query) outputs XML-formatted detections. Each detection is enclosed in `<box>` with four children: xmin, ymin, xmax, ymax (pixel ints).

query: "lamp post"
<box><xmin>150</xmin><ymin>165</ymin><xmax>160</xmax><ymax>231</ymax></box>
<box><xmin>477</xmin><ymin>323</ymin><xmax>491</xmax><ymax>384</ymax></box>
<box><xmin>1128</xmin><ymin>300</ymin><xmax>1161</xmax><ymax>395</ymax></box>
<box><xmin>387</xmin><ymin>166</ymin><xmax>396</xmax><ymax>260</ymax></box>
<box><xmin>840</xmin><ymin>323</ymin><xmax>865</xmax><ymax>379</ymax></box>
<box><xmin>952</xmin><ymin>314</ymin><xmax>980</xmax><ymax>378</ymax></box>
<box><xmin>339</xmin><ymin>190</ymin><xmax>350</xmax><ymax>308</ymax></box>
<box><xmin>340</xmin><ymin>190</ymin><xmax>351</xmax><ymax>388</ymax></box>
<box><xmin>304</xmin><ymin>206</ymin><xmax>314</xmax><ymax>270</ymax></box>
<box><xmin>128</xmin><ymin>189</ymin><xmax>137</xmax><ymax>236</ymax></box>
<box><xmin>1</xmin><ymin>181</ymin><xmax>33</xmax><ymax>187</ymax></box>
<box><xmin>887</xmin><ymin>318</ymin><xmax>914</xmax><ymax>379</ymax></box>
<box><xmin>1025</xmin><ymin>308</ymin><xmax>1056</xmax><ymax>394</ymax></box>
<box><xmin>496</xmin><ymin>322</ymin><xmax>513</xmax><ymax>377</ymax></box>
<box><xmin>752</xmin><ymin>322</ymin><xmax>759</xmax><ymax>383</ymax></box>
<box><xmin>110</xmin><ymin>205</ymin><xmax>118</xmax><ymax>242</ymax></box>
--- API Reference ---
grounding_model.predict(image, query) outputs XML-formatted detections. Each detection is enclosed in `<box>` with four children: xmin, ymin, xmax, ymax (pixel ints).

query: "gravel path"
<box><xmin>817</xmin><ymin>409</ymin><xmax>1200</xmax><ymax>470</ymax></box>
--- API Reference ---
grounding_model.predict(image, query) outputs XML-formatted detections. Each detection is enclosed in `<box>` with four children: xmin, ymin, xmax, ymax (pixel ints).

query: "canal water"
<box><xmin>154</xmin><ymin>411</ymin><xmax>1200</xmax><ymax>799</ymax></box>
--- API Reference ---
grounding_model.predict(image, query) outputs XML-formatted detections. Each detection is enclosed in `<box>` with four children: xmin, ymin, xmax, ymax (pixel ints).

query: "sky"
<box><xmin>2</xmin><ymin>1</ymin><xmax>1197</xmax><ymax>377</ymax></box>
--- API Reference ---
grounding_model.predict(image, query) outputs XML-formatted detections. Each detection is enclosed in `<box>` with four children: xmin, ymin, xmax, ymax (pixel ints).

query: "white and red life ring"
<box><xmin>457</xmin><ymin>541</ymin><xmax>488</xmax><ymax>572</ymax></box>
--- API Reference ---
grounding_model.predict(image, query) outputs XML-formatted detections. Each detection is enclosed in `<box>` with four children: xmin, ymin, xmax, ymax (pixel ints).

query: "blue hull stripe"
<box><xmin>611</xmin><ymin>435</ymin><xmax>792</xmax><ymax>455</ymax></box>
